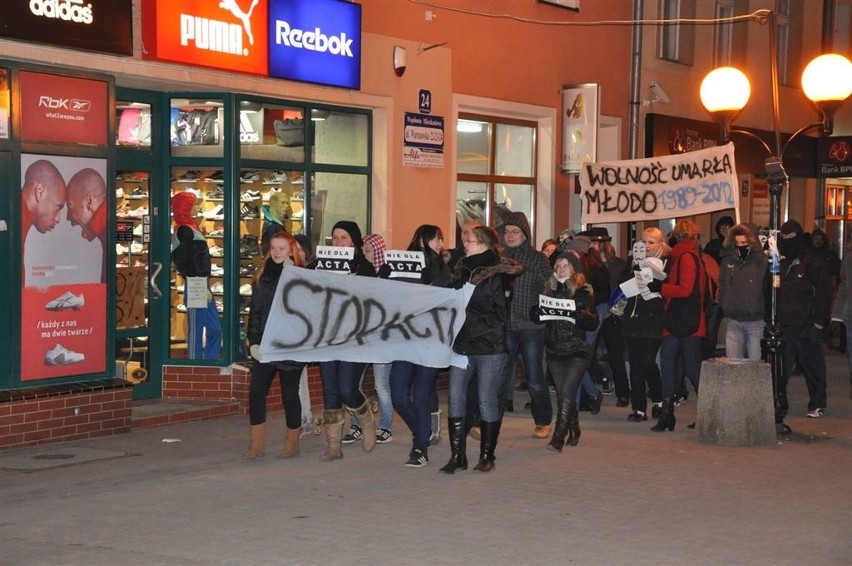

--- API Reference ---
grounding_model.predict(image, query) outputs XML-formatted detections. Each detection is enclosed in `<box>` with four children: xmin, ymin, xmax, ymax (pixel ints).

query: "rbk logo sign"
<box><xmin>38</xmin><ymin>96</ymin><xmax>91</xmax><ymax>112</ymax></box>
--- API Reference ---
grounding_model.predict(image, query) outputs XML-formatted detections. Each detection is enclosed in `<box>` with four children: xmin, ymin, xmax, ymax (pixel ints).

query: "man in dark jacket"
<box><xmin>776</xmin><ymin>219</ymin><xmax>832</xmax><ymax>418</ymax></box>
<box><xmin>719</xmin><ymin>224</ymin><xmax>767</xmax><ymax>360</ymax></box>
<box><xmin>497</xmin><ymin>212</ymin><xmax>553</xmax><ymax>438</ymax></box>
<box><xmin>703</xmin><ymin>215</ymin><xmax>734</xmax><ymax>264</ymax></box>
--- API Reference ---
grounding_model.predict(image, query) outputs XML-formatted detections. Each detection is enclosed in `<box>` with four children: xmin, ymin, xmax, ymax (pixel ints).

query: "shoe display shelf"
<box><xmin>115</xmin><ymin>172</ymin><xmax>150</xmax><ymax>269</ymax></box>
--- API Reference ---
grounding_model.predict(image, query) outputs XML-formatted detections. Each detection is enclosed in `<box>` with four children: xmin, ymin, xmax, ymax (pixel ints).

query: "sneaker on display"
<box><xmin>240</xmin><ymin>170</ymin><xmax>260</xmax><ymax>183</ymax></box>
<box><xmin>176</xmin><ymin>303</ymin><xmax>187</xmax><ymax>312</ymax></box>
<box><xmin>241</xmin><ymin>190</ymin><xmax>261</xmax><ymax>202</ymax></box>
<box><xmin>44</xmin><ymin>343</ymin><xmax>85</xmax><ymax>366</ymax></box>
<box><xmin>203</xmin><ymin>205</ymin><xmax>225</xmax><ymax>220</ymax></box>
<box><xmin>211</xmin><ymin>265</ymin><xmax>225</xmax><ymax>276</ymax></box>
<box><xmin>127</xmin><ymin>206</ymin><xmax>149</xmax><ymax>219</ymax></box>
<box><xmin>116</xmin><ymin>187</ymin><xmax>125</xmax><ymax>199</ymax></box>
<box><xmin>208</xmin><ymin>228</ymin><xmax>225</xmax><ymax>238</ymax></box>
<box><xmin>239</xmin><ymin>283</ymin><xmax>253</xmax><ymax>296</ymax></box>
<box><xmin>127</xmin><ymin>187</ymin><xmax>146</xmax><ymax>199</ymax></box>
<box><xmin>178</xmin><ymin>170</ymin><xmax>201</xmax><ymax>182</ymax></box>
<box><xmin>209</xmin><ymin>245</ymin><xmax>224</xmax><ymax>257</ymax></box>
<box><xmin>45</xmin><ymin>291</ymin><xmax>85</xmax><ymax>311</ymax></box>
<box><xmin>404</xmin><ymin>448</ymin><xmax>428</xmax><ymax>468</ymax></box>
<box><xmin>130</xmin><ymin>241</ymin><xmax>144</xmax><ymax>254</ymax></box>
<box><xmin>116</xmin><ymin>243</ymin><xmax>129</xmax><ymax>255</ymax></box>
<box><xmin>240</xmin><ymin>204</ymin><xmax>259</xmax><ymax>219</ymax></box>
<box><xmin>206</xmin><ymin>187</ymin><xmax>224</xmax><ymax>200</ymax></box>
<box><xmin>133</xmin><ymin>224</ymin><xmax>144</xmax><ymax>236</ymax></box>
<box><xmin>342</xmin><ymin>424</ymin><xmax>362</xmax><ymax>444</ymax></box>
<box><xmin>205</xmin><ymin>170</ymin><xmax>225</xmax><ymax>182</ymax></box>
<box><xmin>210</xmin><ymin>282</ymin><xmax>224</xmax><ymax>294</ymax></box>
<box><xmin>264</xmin><ymin>170</ymin><xmax>287</xmax><ymax>183</ymax></box>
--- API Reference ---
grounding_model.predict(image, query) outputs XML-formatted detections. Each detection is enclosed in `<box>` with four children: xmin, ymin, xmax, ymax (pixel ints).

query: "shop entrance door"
<box><xmin>115</xmin><ymin>168</ymin><xmax>165</xmax><ymax>399</ymax></box>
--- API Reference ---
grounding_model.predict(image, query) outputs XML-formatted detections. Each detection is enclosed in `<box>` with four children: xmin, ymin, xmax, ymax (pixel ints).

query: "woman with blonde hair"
<box><xmin>619</xmin><ymin>227</ymin><xmax>671</xmax><ymax>422</ymax></box>
<box><xmin>244</xmin><ymin>231</ymin><xmax>306</xmax><ymax>459</ymax></box>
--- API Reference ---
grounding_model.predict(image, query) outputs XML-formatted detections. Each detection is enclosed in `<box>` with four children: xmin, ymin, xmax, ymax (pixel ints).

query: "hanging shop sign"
<box><xmin>19</xmin><ymin>71</ymin><xmax>108</xmax><ymax>146</ymax></box>
<box><xmin>561</xmin><ymin>83</ymin><xmax>599</xmax><ymax>174</ymax></box>
<box><xmin>20</xmin><ymin>154</ymin><xmax>108</xmax><ymax>381</ymax></box>
<box><xmin>817</xmin><ymin>136</ymin><xmax>852</xmax><ymax>178</ymax></box>
<box><xmin>267</xmin><ymin>0</ymin><xmax>361</xmax><ymax>89</ymax></box>
<box><xmin>0</xmin><ymin>0</ymin><xmax>133</xmax><ymax>55</ymax></box>
<box><xmin>142</xmin><ymin>0</ymin><xmax>270</xmax><ymax>76</ymax></box>
<box><xmin>403</xmin><ymin>112</ymin><xmax>444</xmax><ymax>169</ymax></box>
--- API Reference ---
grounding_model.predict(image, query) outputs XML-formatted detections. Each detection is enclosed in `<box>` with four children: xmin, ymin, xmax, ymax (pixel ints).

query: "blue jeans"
<box><xmin>390</xmin><ymin>361</ymin><xmax>437</xmax><ymax>451</ymax></box>
<box><xmin>575</xmin><ymin>304</ymin><xmax>606</xmax><ymax>404</ymax></box>
<box><xmin>661</xmin><ymin>335</ymin><xmax>703</xmax><ymax>399</ymax></box>
<box><xmin>372</xmin><ymin>363</ymin><xmax>394</xmax><ymax>430</ymax></box>
<box><xmin>186</xmin><ymin>299</ymin><xmax>222</xmax><ymax>360</ymax></box>
<box><xmin>449</xmin><ymin>353</ymin><xmax>507</xmax><ymax>423</ymax></box>
<box><xmin>725</xmin><ymin>319</ymin><xmax>765</xmax><ymax>360</ymax></box>
<box><xmin>320</xmin><ymin>361</ymin><xmax>366</xmax><ymax>410</ymax></box>
<box><xmin>500</xmin><ymin>328</ymin><xmax>552</xmax><ymax>425</ymax></box>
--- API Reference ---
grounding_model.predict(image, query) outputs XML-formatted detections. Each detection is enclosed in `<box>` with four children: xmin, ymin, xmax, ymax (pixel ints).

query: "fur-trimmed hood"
<box><xmin>454</xmin><ymin>249</ymin><xmax>523</xmax><ymax>286</ymax></box>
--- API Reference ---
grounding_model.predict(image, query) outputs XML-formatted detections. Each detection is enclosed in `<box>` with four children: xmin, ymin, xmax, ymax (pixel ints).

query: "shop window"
<box><xmin>239</xmin><ymin>101</ymin><xmax>306</xmax><ymax>162</ymax></box>
<box><xmin>116</xmin><ymin>101</ymin><xmax>152</xmax><ymax>149</ymax></box>
<box><xmin>456</xmin><ymin>115</ymin><xmax>537</xmax><ymax>230</ymax></box>
<box><xmin>169</xmin><ymin>98</ymin><xmax>224</xmax><ymax>158</ymax></box>
<box><xmin>313</xmin><ymin>110</ymin><xmax>369</xmax><ymax>167</ymax></box>
<box><xmin>312</xmin><ymin>172</ymin><xmax>368</xmax><ymax>247</ymax></box>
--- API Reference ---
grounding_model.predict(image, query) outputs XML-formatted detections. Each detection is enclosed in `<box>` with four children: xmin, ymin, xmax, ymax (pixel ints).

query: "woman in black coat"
<box><xmin>245</xmin><ymin>231</ymin><xmax>306</xmax><ymax>460</ymax></box>
<box><xmin>539</xmin><ymin>253</ymin><xmax>599</xmax><ymax>452</ymax></box>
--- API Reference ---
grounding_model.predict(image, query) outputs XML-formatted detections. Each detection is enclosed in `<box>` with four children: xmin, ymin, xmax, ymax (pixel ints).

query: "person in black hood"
<box><xmin>775</xmin><ymin>219</ymin><xmax>832</xmax><ymax>419</ymax></box>
<box><xmin>703</xmin><ymin>215</ymin><xmax>734</xmax><ymax>264</ymax></box>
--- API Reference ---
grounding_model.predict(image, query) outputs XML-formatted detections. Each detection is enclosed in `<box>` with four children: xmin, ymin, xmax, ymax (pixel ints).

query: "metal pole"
<box><xmin>765</xmin><ymin>14</ymin><xmax>791</xmax><ymax>435</ymax></box>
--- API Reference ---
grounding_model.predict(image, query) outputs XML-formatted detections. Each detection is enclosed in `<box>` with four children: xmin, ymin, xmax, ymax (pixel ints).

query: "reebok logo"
<box><xmin>38</xmin><ymin>96</ymin><xmax>91</xmax><ymax>112</ymax></box>
<box><xmin>275</xmin><ymin>21</ymin><xmax>354</xmax><ymax>57</ymax></box>
<box><xmin>29</xmin><ymin>0</ymin><xmax>93</xmax><ymax>24</ymax></box>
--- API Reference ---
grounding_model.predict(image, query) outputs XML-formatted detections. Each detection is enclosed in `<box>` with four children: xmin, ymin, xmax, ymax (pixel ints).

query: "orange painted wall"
<box><xmin>360</xmin><ymin>0</ymin><xmax>634</xmax><ymax>244</ymax></box>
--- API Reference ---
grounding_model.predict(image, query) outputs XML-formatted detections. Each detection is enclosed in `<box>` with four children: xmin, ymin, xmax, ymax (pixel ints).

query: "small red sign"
<box><xmin>20</xmin><ymin>71</ymin><xmax>108</xmax><ymax>145</ymax></box>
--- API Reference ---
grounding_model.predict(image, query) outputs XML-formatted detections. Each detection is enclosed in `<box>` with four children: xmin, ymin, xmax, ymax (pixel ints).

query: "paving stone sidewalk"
<box><xmin>2</xmin><ymin>351</ymin><xmax>851</xmax><ymax>565</ymax></box>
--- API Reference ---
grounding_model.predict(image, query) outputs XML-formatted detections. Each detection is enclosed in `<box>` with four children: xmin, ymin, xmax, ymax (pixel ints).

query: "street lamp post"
<box><xmin>699</xmin><ymin>27</ymin><xmax>852</xmax><ymax>434</ymax></box>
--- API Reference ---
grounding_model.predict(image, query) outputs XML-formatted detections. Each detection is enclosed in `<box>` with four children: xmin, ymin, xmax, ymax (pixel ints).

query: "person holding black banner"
<box><xmin>312</xmin><ymin>221</ymin><xmax>378</xmax><ymax>462</ymax></box>
<box><xmin>441</xmin><ymin>226</ymin><xmax>522</xmax><ymax>474</ymax></box>
<box><xmin>245</xmin><ymin>231</ymin><xmax>306</xmax><ymax>460</ymax></box>
<box><xmin>535</xmin><ymin>252</ymin><xmax>599</xmax><ymax>452</ymax></box>
<box><xmin>388</xmin><ymin>224</ymin><xmax>452</xmax><ymax>468</ymax></box>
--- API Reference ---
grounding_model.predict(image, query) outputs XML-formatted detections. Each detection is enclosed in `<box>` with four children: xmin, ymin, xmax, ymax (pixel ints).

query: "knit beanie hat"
<box><xmin>362</xmin><ymin>233</ymin><xmax>387</xmax><ymax>273</ymax></box>
<box><xmin>562</xmin><ymin>235</ymin><xmax>592</xmax><ymax>254</ymax></box>
<box><xmin>500</xmin><ymin>211</ymin><xmax>532</xmax><ymax>240</ymax></box>
<box><xmin>554</xmin><ymin>251</ymin><xmax>583</xmax><ymax>276</ymax></box>
<box><xmin>332</xmin><ymin>220</ymin><xmax>364</xmax><ymax>249</ymax></box>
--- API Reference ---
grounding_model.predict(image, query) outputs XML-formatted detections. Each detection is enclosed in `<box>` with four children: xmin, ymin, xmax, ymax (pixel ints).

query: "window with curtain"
<box><xmin>659</xmin><ymin>0</ymin><xmax>696</xmax><ymax>65</ymax></box>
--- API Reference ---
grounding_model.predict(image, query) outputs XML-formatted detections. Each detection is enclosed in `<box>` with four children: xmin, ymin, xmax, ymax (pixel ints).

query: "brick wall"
<box><xmin>0</xmin><ymin>379</ymin><xmax>133</xmax><ymax>450</ymax></box>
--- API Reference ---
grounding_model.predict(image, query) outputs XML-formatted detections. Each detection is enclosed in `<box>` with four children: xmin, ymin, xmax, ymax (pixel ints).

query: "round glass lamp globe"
<box><xmin>801</xmin><ymin>54</ymin><xmax>852</xmax><ymax>103</ymax></box>
<box><xmin>700</xmin><ymin>67</ymin><xmax>751</xmax><ymax>113</ymax></box>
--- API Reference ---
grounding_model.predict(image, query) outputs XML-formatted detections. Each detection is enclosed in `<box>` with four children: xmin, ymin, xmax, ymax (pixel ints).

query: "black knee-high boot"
<box><xmin>473</xmin><ymin>420</ymin><xmax>501</xmax><ymax>472</ymax></box>
<box><xmin>548</xmin><ymin>399</ymin><xmax>573</xmax><ymax>453</ymax></box>
<box><xmin>566</xmin><ymin>405</ymin><xmax>581</xmax><ymax>446</ymax></box>
<box><xmin>439</xmin><ymin>417</ymin><xmax>468</xmax><ymax>474</ymax></box>
<box><xmin>650</xmin><ymin>398</ymin><xmax>676</xmax><ymax>432</ymax></box>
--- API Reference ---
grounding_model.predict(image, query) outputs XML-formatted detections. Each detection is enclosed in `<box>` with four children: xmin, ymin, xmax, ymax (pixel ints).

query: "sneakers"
<box><xmin>210</xmin><ymin>282</ymin><xmax>224</xmax><ymax>294</ymax></box>
<box><xmin>209</xmin><ymin>245</ymin><xmax>224</xmax><ymax>257</ymax></box>
<box><xmin>240</xmin><ymin>204</ymin><xmax>259</xmax><ymax>219</ymax></box>
<box><xmin>239</xmin><ymin>283</ymin><xmax>253</xmax><ymax>296</ymax></box>
<box><xmin>264</xmin><ymin>170</ymin><xmax>287</xmax><ymax>183</ymax></box>
<box><xmin>203</xmin><ymin>205</ymin><xmax>225</xmax><ymax>220</ymax></box>
<box><xmin>240</xmin><ymin>190</ymin><xmax>261</xmax><ymax>202</ymax></box>
<box><xmin>44</xmin><ymin>343</ymin><xmax>85</xmax><ymax>366</ymax></box>
<box><xmin>404</xmin><ymin>448</ymin><xmax>429</xmax><ymax>468</ymax></box>
<box><xmin>240</xmin><ymin>170</ymin><xmax>260</xmax><ymax>183</ymax></box>
<box><xmin>45</xmin><ymin>291</ymin><xmax>85</xmax><ymax>311</ymax></box>
<box><xmin>341</xmin><ymin>424</ymin><xmax>362</xmax><ymax>444</ymax></box>
<box><xmin>533</xmin><ymin>424</ymin><xmax>552</xmax><ymax>439</ymax></box>
<box><xmin>376</xmin><ymin>428</ymin><xmax>393</xmax><ymax>444</ymax></box>
<box><xmin>627</xmin><ymin>411</ymin><xmax>648</xmax><ymax>422</ymax></box>
<box><xmin>210</xmin><ymin>264</ymin><xmax>224</xmax><ymax>276</ymax></box>
<box><xmin>807</xmin><ymin>408</ymin><xmax>825</xmax><ymax>418</ymax></box>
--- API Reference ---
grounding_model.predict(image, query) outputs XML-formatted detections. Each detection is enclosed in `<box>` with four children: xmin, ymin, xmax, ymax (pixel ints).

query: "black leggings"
<box><xmin>625</xmin><ymin>336</ymin><xmax>663</xmax><ymax>413</ymax></box>
<box><xmin>249</xmin><ymin>362</ymin><xmax>303</xmax><ymax>429</ymax></box>
<box><xmin>548</xmin><ymin>354</ymin><xmax>590</xmax><ymax>405</ymax></box>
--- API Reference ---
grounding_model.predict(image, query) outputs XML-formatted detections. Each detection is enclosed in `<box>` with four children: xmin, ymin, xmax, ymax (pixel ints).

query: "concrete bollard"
<box><xmin>696</xmin><ymin>358</ymin><xmax>776</xmax><ymax>447</ymax></box>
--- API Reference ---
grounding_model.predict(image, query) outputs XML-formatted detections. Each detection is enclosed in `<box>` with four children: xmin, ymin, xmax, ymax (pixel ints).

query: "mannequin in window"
<box><xmin>261</xmin><ymin>191</ymin><xmax>292</xmax><ymax>256</ymax></box>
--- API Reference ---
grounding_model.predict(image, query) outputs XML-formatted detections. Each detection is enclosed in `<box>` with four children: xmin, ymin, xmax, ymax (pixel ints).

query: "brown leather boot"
<box><xmin>244</xmin><ymin>423</ymin><xmax>266</xmax><ymax>460</ymax></box>
<box><xmin>317</xmin><ymin>409</ymin><xmax>345</xmax><ymax>462</ymax></box>
<box><xmin>279</xmin><ymin>427</ymin><xmax>301</xmax><ymax>459</ymax></box>
<box><xmin>348</xmin><ymin>398</ymin><xmax>377</xmax><ymax>453</ymax></box>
